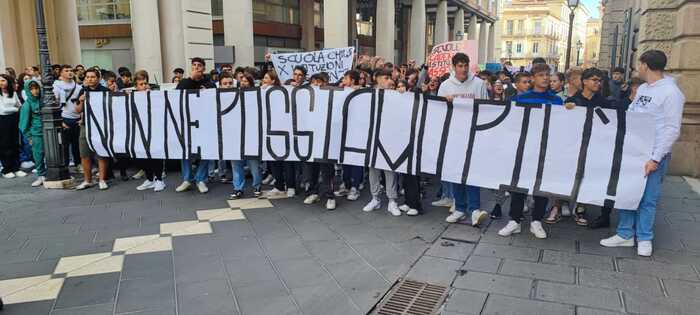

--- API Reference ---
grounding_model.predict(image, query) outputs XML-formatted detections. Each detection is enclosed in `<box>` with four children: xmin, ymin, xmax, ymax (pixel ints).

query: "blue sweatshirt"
<box><xmin>512</xmin><ymin>90</ymin><xmax>563</xmax><ymax>105</ymax></box>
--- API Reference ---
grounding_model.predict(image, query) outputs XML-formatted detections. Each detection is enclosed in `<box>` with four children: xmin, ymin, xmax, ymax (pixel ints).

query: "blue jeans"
<box><xmin>181</xmin><ymin>159</ymin><xmax>210</xmax><ymax>183</ymax></box>
<box><xmin>232</xmin><ymin>159</ymin><xmax>261</xmax><ymax>191</ymax></box>
<box><xmin>452</xmin><ymin>183</ymin><xmax>481</xmax><ymax>213</ymax></box>
<box><xmin>440</xmin><ymin>181</ymin><xmax>454</xmax><ymax>199</ymax></box>
<box><xmin>19</xmin><ymin>131</ymin><xmax>33</xmax><ymax>162</ymax></box>
<box><xmin>617</xmin><ymin>155</ymin><xmax>669</xmax><ymax>241</ymax></box>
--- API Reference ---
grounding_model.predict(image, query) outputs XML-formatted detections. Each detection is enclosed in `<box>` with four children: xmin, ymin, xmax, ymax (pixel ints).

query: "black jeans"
<box><xmin>509</xmin><ymin>192</ymin><xmax>547</xmax><ymax>222</ymax></box>
<box><xmin>303</xmin><ymin>162</ymin><xmax>335</xmax><ymax>198</ymax></box>
<box><xmin>0</xmin><ymin>113</ymin><xmax>20</xmax><ymax>174</ymax></box>
<box><xmin>402</xmin><ymin>174</ymin><xmax>423</xmax><ymax>211</ymax></box>
<box><xmin>138</xmin><ymin>159</ymin><xmax>163</xmax><ymax>181</ymax></box>
<box><xmin>271</xmin><ymin>161</ymin><xmax>296</xmax><ymax>191</ymax></box>
<box><xmin>62</xmin><ymin>117</ymin><xmax>81</xmax><ymax>166</ymax></box>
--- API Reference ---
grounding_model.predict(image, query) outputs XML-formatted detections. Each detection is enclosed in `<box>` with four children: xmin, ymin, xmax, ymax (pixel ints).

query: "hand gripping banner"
<box><xmin>86</xmin><ymin>87</ymin><xmax>654</xmax><ymax>210</ymax></box>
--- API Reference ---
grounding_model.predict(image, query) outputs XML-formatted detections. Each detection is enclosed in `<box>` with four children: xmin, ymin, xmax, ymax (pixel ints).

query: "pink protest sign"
<box><xmin>427</xmin><ymin>40</ymin><xmax>479</xmax><ymax>78</ymax></box>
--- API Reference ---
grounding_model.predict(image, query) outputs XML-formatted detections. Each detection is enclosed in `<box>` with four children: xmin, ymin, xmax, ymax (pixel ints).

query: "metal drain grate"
<box><xmin>372</xmin><ymin>279</ymin><xmax>448</xmax><ymax>315</ymax></box>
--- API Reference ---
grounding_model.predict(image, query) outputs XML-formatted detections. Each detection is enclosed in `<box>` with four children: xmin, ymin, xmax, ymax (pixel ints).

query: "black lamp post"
<box><xmin>564</xmin><ymin>0</ymin><xmax>580</xmax><ymax>70</ymax></box>
<box><xmin>34</xmin><ymin>0</ymin><xmax>70</xmax><ymax>184</ymax></box>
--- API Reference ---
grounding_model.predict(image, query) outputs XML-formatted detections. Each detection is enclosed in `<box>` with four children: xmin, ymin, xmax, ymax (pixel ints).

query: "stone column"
<box><xmin>376</xmin><ymin>0</ymin><xmax>395</xmax><ymax>61</ymax></box>
<box><xmin>434</xmin><ymin>0</ymin><xmax>449</xmax><ymax>44</ymax></box>
<box><xmin>478</xmin><ymin>22</ymin><xmax>488</xmax><ymax>64</ymax></box>
<box><xmin>130</xmin><ymin>0</ymin><xmax>163</xmax><ymax>82</ymax></box>
<box><xmin>467</xmin><ymin>15</ymin><xmax>478</xmax><ymax>40</ymax></box>
<box><xmin>53</xmin><ymin>0</ymin><xmax>82</xmax><ymax>65</ymax></box>
<box><xmin>487</xmin><ymin>23</ymin><xmax>496</xmax><ymax>62</ymax></box>
<box><xmin>224</xmin><ymin>0</ymin><xmax>254</xmax><ymax>66</ymax></box>
<box><xmin>409</xmin><ymin>0</ymin><xmax>426</xmax><ymax>63</ymax></box>
<box><xmin>454</xmin><ymin>8</ymin><xmax>465</xmax><ymax>40</ymax></box>
<box><xmin>159</xmin><ymin>0</ymin><xmax>186</xmax><ymax>81</ymax></box>
<box><xmin>300</xmin><ymin>0</ymin><xmax>315</xmax><ymax>51</ymax></box>
<box><xmin>323</xmin><ymin>0</ymin><xmax>348</xmax><ymax>48</ymax></box>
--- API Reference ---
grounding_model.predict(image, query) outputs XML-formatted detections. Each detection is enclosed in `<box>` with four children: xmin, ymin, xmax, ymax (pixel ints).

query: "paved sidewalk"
<box><xmin>0</xmin><ymin>173</ymin><xmax>698</xmax><ymax>315</ymax></box>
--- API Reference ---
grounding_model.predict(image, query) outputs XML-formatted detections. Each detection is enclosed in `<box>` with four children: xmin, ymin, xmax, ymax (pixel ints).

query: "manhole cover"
<box><xmin>371</xmin><ymin>279</ymin><xmax>448</xmax><ymax>315</ymax></box>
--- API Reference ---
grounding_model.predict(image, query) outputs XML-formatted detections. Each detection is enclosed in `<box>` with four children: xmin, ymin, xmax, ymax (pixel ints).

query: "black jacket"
<box><xmin>565</xmin><ymin>91</ymin><xmax>612</xmax><ymax>109</ymax></box>
<box><xmin>176</xmin><ymin>77</ymin><xmax>216</xmax><ymax>90</ymax></box>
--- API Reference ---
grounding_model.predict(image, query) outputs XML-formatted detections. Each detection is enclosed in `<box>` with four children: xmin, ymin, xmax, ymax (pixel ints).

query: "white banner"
<box><xmin>271</xmin><ymin>47</ymin><xmax>355</xmax><ymax>83</ymax></box>
<box><xmin>86</xmin><ymin>87</ymin><xmax>654</xmax><ymax>209</ymax></box>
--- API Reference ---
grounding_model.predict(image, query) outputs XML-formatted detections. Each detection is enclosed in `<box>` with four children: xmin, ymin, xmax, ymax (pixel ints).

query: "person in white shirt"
<box><xmin>600</xmin><ymin>50</ymin><xmax>685</xmax><ymax>257</ymax></box>
<box><xmin>52</xmin><ymin>65</ymin><xmax>83</xmax><ymax>167</ymax></box>
<box><xmin>438</xmin><ymin>53</ymin><xmax>490</xmax><ymax>227</ymax></box>
<box><xmin>0</xmin><ymin>74</ymin><xmax>27</xmax><ymax>178</ymax></box>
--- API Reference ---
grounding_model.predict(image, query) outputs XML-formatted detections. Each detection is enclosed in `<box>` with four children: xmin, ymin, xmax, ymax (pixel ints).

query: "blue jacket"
<box><xmin>512</xmin><ymin>90</ymin><xmax>563</xmax><ymax>105</ymax></box>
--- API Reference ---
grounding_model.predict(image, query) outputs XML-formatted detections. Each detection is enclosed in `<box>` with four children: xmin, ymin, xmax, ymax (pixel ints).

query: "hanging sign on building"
<box><xmin>271</xmin><ymin>47</ymin><xmax>355</xmax><ymax>83</ymax></box>
<box><xmin>427</xmin><ymin>40</ymin><xmax>479</xmax><ymax>78</ymax></box>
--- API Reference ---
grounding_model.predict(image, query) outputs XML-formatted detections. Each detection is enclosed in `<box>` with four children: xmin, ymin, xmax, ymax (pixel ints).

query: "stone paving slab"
<box><xmin>1</xmin><ymin>174</ymin><xmax>700</xmax><ymax>315</ymax></box>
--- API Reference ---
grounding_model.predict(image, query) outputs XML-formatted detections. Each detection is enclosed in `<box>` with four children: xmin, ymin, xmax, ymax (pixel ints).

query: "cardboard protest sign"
<box><xmin>87</xmin><ymin>87</ymin><xmax>654</xmax><ymax>209</ymax></box>
<box><xmin>271</xmin><ymin>47</ymin><xmax>355</xmax><ymax>84</ymax></box>
<box><xmin>427</xmin><ymin>40</ymin><xmax>479</xmax><ymax>78</ymax></box>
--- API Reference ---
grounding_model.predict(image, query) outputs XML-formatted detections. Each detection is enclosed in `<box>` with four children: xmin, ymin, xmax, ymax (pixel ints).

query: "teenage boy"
<box><xmin>133</xmin><ymin>70</ymin><xmax>167</xmax><ymax>192</ymax></box>
<box><xmin>335</xmin><ymin>70</ymin><xmax>363</xmax><ymax>201</ymax></box>
<box><xmin>608</xmin><ymin>67</ymin><xmax>626</xmax><ymax>102</ymax></box>
<box><xmin>291</xmin><ymin>65</ymin><xmax>307</xmax><ymax>86</ymax></box>
<box><xmin>513</xmin><ymin>72</ymin><xmax>532</xmax><ymax>95</ymax></box>
<box><xmin>75</xmin><ymin>68</ymin><xmax>111</xmax><ymax>190</ymax></box>
<box><xmin>175</xmin><ymin>57</ymin><xmax>216</xmax><ymax>193</ymax></box>
<box><xmin>363</xmin><ymin>68</ymin><xmax>402</xmax><ymax>216</ymax></box>
<box><xmin>498</xmin><ymin>63</ymin><xmax>562</xmax><ymax>239</ymax></box>
<box><xmin>600</xmin><ymin>50</ymin><xmax>685</xmax><ymax>256</ymax></box>
<box><xmin>53</xmin><ymin>64</ymin><xmax>82</xmax><ymax>168</ymax></box>
<box><xmin>438</xmin><ymin>53</ymin><xmax>489</xmax><ymax>226</ymax></box>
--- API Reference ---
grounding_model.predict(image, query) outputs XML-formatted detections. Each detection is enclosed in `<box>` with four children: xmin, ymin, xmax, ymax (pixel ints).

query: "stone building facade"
<box><xmin>600</xmin><ymin>0</ymin><xmax>700</xmax><ymax>176</ymax></box>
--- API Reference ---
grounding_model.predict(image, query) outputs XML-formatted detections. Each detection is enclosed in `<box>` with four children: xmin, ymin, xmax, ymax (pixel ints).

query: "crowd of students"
<box><xmin>0</xmin><ymin>48</ymin><xmax>683</xmax><ymax>257</ymax></box>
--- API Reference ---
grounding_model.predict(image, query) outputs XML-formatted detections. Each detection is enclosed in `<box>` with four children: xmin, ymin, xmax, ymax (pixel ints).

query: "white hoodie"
<box><xmin>437</xmin><ymin>72</ymin><xmax>489</xmax><ymax>100</ymax></box>
<box><xmin>53</xmin><ymin>80</ymin><xmax>82</xmax><ymax>119</ymax></box>
<box><xmin>628</xmin><ymin>75</ymin><xmax>685</xmax><ymax>162</ymax></box>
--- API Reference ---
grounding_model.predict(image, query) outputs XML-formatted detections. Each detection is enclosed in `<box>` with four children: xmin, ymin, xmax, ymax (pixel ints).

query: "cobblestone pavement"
<box><xmin>0</xmin><ymin>172</ymin><xmax>699</xmax><ymax>315</ymax></box>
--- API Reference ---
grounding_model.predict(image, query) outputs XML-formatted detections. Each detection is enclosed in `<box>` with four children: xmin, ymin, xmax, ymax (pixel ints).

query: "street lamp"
<box><xmin>34</xmin><ymin>0</ymin><xmax>71</xmax><ymax>186</ymax></box>
<box><xmin>455</xmin><ymin>30</ymin><xmax>464</xmax><ymax>41</ymax></box>
<box><xmin>564</xmin><ymin>0</ymin><xmax>580</xmax><ymax>70</ymax></box>
<box><xmin>576</xmin><ymin>40</ymin><xmax>583</xmax><ymax>66</ymax></box>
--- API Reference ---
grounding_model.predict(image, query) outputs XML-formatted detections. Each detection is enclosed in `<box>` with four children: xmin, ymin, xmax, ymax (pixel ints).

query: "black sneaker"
<box><xmin>254</xmin><ymin>187</ymin><xmax>262</xmax><ymax>197</ymax></box>
<box><xmin>588</xmin><ymin>215</ymin><xmax>610</xmax><ymax>229</ymax></box>
<box><xmin>490</xmin><ymin>204</ymin><xmax>502</xmax><ymax>219</ymax></box>
<box><xmin>229</xmin><ymin>190</ymin><xmax>243</xmax><ymax>200</ymax></box>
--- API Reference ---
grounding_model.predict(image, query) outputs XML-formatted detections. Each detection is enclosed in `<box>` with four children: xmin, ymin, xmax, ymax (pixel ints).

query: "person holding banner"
<box><xmin>175</xmin><ymin>57</ymin><xmax>216</xmax><ymax>194</ymax></box>
<box><xmin>600</xmin><ymin>50</ymin><xmax>685</xmax><ymax>257</ymax></box>
<box><xmin>133</xmin><ymin>70</ymin><xmax>166</xmax><ymax>192</ymax></box>
<box><xmin>498</xmin><ymin>63</ymin><xmax>563</xmax><ymax>239</ymax></box>
<box><xmin>75</xmin><ymin>68</ymin><xmax>110</xmax><ymax>190</ymax></box>
<box><xmin>335</xmin><ymin>70</ymin><xmax>364</xmax><ymax>201</ymax></box>
<box><xmin>230</xmin><ymin>73</ymin><xmax>263</xmax><ymax>199</ymax></box>
<box><xmin>363</xmin><ymin>69</ymin><xmax>402</xmax><ymax>216</ymax></box>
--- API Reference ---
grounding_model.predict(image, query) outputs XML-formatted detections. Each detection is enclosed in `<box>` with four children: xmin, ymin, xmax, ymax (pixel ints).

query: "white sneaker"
<box><xmin>387</xmin><ymin>200</ymin><xmax>401</xmax><ymax>216</ymax></box>
<box><xmin>471</xmin><ymin>210</ymin><xmax>488</xmax><ymax>227</ymax></box>
<box><xmin>137</xmin><ymin>180</ymin><xmax>154</xmax><ymax>191</ymax></box>
<box><xmin>265</xmin><ymin>188</ymin><xmax>286</xmax><ymax>199</ymax></box>
<box><xmin>31</xmin><ymin>176</ymin><xmax>45</xmax><ymax>187</ymax></box>
<box><xmin>600</xmin><ymin>235</ymin><xmax>634</xmax><ymax>247</ymax></box>
<box><xmin>75</xmin><ymin>181</ymin><xmax>94</xmax><ymax>190</ymax></box>
<box><xmin>287</xmin><ymin>188</ymin><xmax>296</xmax><ymax>198</ymax></box>
<box><xmin>20</xmin><ymin>161</ymin><xmax>35</xmax><ymax>169</ymax></box>
<box><xmin>347</xmin><ymin>187</ymin><xmax>360</xmax><ymax>201</ymax></box>
<box><xmin>334</xmin><ymin>186</ymin><xmax>349</xmax><ymax>197</ymax></box>
<box><xmin>529</xmin><ymin>221</ymin><xmax>547</xmax><ymax>239</ymax></box>
<box><xmin>446</xmin><ymin>211</ymin><xmax>466</xmax><ymax>223</ymax></box>
<box><xmin>262</xmin><ymin>174</ymin><xmax>274</xmax><ymax>185</ymax></box>
<box><xmin>304</xmin><ymin>194</ymin><xmax>320</xmax><ymax>204</ymax></box>
<box><xmin>326</xmin><ymin>199</ymin><xmax>336</xmax><ymax>210</ymax></box>
<box><xmin>363</xmin><ymin>198</ymin><xmax>381</xmax><ymax>212</ymax></box>
<box><xmin>561</xmin><ymin>203</ymin><xmax>571</xmax><ymax>217</ymax></box>
<box><xmin>132</xmin><ymin>169</ymin><xmax>145</xmax><ymax>179</ymax></box>
<box><xmin>176</xmin><ymin>181</ymin><xmax>192</xmax><ymax>192</ymax></box>
<box><xmin>196</xmin><ymin>181</ymin><xmax>208</xmax><ymax>193</ymax></box>
<box><xmin>14</xmin><ymin>170</ymin><xmax>27</xmax><ymax>177</ymax></box>
<box><xmin>32</xmin><ymin>169</ymin><xmax>37</xmax><ymax>174</ymax></box>
<box><xmin>498</xmin><ymin>220</ymin><xmax>522</xmax><ymax>237</ymax></box>
<box><xmin>399</xmin><ymin>204</ymin><xmax>419</xmax><ymax>216</ymax></box>
<box><xmin>449</xmin><ymin>203</ymin><xmax>456</xmax><ymax>213</ymax></box>
<box><xmin>637</xmin><ymin>240</ymin><xmax>653</xmax><ymax>257</ymax></box>
<box><xmin>153</xmin><ymin>180</ymin><xmax>166</xmax><ymax>192</ymax></box>
<box><xmin>98</xmin><ymin>180</ymin><xmax>109</xmax><ymax>190</ymax></box>
<box><xmin>431</xmin><ymin>197</ymin><xmax>453</xmax><ymax>207</ymax></box>
<box><xmin>3</xmin><ymin>172</ymin><xmax>16</xmax><ymax>179</ymax></box>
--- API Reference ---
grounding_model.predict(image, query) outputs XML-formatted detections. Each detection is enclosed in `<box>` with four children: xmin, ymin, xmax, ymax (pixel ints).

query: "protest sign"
<box><xmin>271</xmin><ymin>47</ymin><xmax>355</xmax><ymax>83</ymax></box>
<box><xmin>427</xmin><ymin>40</ymin><xmax>479</xmax><ymax>78</ymax></box>
<box><xmin>86</xmin><ymin>87</ymin><xmax>654</xmax><ymax>209</ymax></box>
